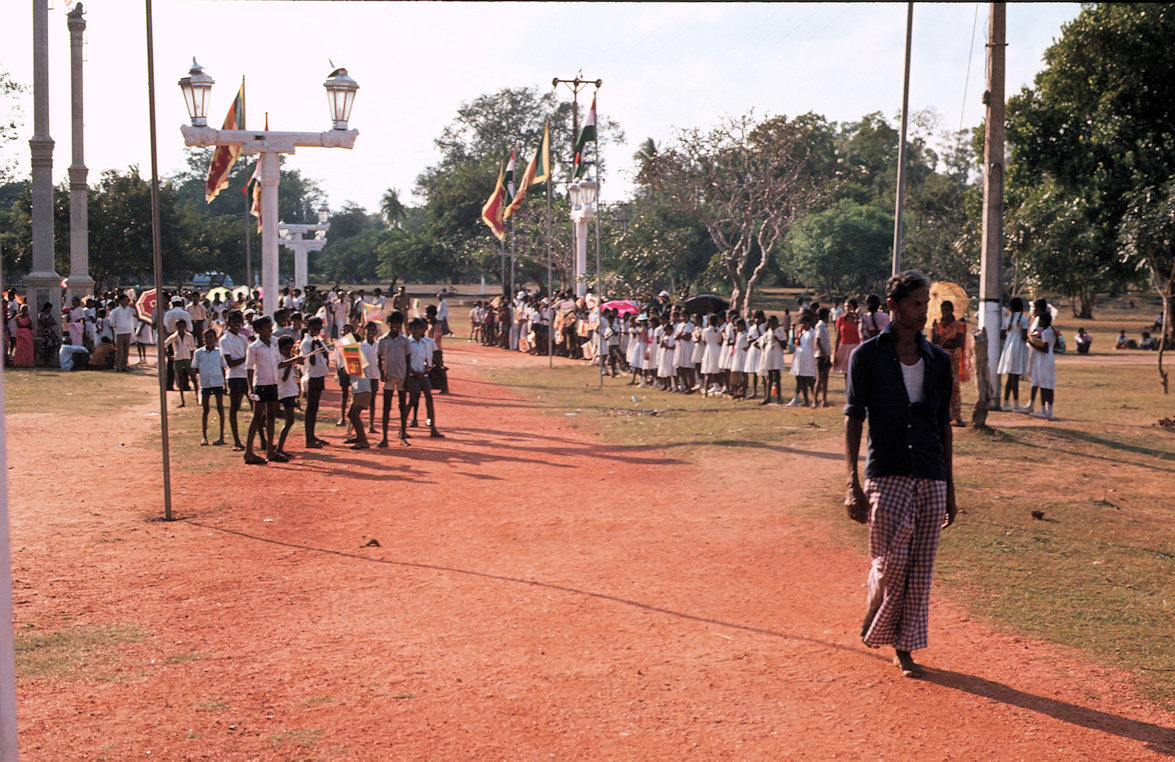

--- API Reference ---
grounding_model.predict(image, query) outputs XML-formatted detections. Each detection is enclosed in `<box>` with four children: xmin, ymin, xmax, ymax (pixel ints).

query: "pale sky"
<box><xmin>3</xmin><ymin>1</ymin><xmax>1081</xmax><ymax>215</ymax></box>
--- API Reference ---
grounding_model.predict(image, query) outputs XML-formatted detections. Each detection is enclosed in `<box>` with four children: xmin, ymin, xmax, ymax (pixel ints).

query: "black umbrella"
<box><xmin>682</xmin><ymin>294</ymin><xmax>729</xmax><ymax>315</ymax></box>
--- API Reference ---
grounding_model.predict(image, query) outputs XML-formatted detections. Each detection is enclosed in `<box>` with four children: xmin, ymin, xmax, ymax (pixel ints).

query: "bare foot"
<box><xmin>894</xmin><ymin>650</ymin><xmax>924</xmax><ymax>678</ymax></box>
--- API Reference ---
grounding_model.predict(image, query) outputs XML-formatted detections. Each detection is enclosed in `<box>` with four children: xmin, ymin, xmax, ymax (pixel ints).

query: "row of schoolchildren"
<box><xmin>597</xmin><ymin>300</ymin><xmax>887</xmax><ymax>407</ymax></box>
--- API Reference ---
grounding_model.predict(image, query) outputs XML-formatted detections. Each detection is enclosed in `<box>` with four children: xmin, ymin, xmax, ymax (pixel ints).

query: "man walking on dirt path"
<box><xmin>843</xmin><ymin>269</ymin><xmax>958</xmax><ymax>678</ymax></box>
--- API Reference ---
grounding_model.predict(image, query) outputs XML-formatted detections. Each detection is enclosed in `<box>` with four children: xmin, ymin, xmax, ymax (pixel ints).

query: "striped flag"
<box><xmin>573</xmin><ymin>94</ymin><xmax>597</xmax><ymax>179</ymax></box>
<box><xmin>505</xmin><ymin>121</ymin><xmax>550</xmax><ymax>219</ymax></box>
<box><xmin>205</xmin><ymin>78</ymin><xmax>245</xmax><ymax>202</ymax></box>
<box><xmin>480</xmin><ymin>160</ymin><xmax>507</xmax><ymax>241</ymax></box>
<box><xmin>504</xmin><ymin>149</ymin><xmax>517</xmax><ymax>206</ymax></box>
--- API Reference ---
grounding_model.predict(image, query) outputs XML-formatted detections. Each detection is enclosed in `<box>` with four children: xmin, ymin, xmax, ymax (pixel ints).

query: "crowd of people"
<box><xmin>2</xmin><ymin>284</ymin><xmax>452</xmax><ymax>464</ymax></box>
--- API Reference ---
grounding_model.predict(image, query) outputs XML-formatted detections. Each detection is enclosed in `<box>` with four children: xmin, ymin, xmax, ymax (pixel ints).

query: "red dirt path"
<box><xmin>8</xmin><ymin>341</ymin><xmax>1175</xmax><ymax>759</ymax></box>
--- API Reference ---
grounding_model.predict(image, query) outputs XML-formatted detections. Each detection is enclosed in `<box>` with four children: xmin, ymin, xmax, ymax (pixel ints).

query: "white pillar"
<box><xmin>67</xmin><ymin>4</ymin><xmax>94</xmax><ymax>299</ymax></box>
<box><xmin>260</xmin><ymin>151</ymin><xmax>281</xmax><ymax>317</ymax></box>
<box><xmin>573</xmin><ymin>215</ymin><xmax>588</xmax><ymax>298</ymax></box>
<box><xmin>27</xmin><ymin>0</ymin><xmax>61</xmax><ymax>360</ymax></box>
<box><xmin>294</xmin><ymin>243</ymin><xmax>308</xmax><ymax>293</ymax></box>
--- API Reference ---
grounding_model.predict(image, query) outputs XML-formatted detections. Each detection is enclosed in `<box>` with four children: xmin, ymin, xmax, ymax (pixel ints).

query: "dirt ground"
<box><xmin>7</xmin><ymin>341</ymin><xmax>1175</xmax><ymax>760</ymax></box>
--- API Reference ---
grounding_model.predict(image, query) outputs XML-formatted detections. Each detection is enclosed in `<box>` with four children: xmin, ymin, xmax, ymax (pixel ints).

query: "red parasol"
<box><xmin>601</xmin><ymin>299</ymin><xmax>640</xmax><ymax>315</ymax></box>
<box><xmin>135</xmin><ymin>289</ymin><xmax>158</xmax><ymax>322</ymax></box>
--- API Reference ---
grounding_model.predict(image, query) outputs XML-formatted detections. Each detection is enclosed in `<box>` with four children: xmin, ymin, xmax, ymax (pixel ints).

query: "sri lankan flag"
<box><xmin>504</xmin><ymin>149</ymin><xmax>517</xmax><ymax>207</ymax></box>
<box><xmin>480</xmin><ymin>159</ymin><xmax>507</xmax><ymax>241</ymax></box>
<box><xmin>572</xmin><ymin>94</ymin><xmax>596</xmax><ymax>179</ymax></box>
<box><xmin>205</xmin><ymin>78</ymin><xmax>245</xmax><ymax>203</ymax></box>
<box><xmin>505</xmin><ymin>121</ymin><xmax>550</xmax><ymax>219</ymax></box>
<box><xmin>242</xmin><ymin>114</ymin><xmax>268</xmax><ymax>230</ymax></box>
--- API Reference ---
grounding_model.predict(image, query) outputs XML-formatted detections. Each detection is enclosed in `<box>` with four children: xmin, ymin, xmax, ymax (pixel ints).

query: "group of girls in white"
<box><xmin>996</xmin><ymin>296</ymin><xmax>1059</xmax><ymax>420</ymax></box>
<box><xmin>603</xmin><ymin>303</ymin><xmax>845</xmax><ymax>407</ymax></box>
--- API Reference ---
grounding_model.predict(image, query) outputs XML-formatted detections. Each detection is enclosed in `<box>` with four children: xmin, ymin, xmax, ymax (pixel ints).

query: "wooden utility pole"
<box><xmin>975</xmin><ymin>2</ymin><xmax>1006</xmax><ymax>424</ymax></box>
<box><xmin>892</xmin><ymin>2</ymin><xmax>913</xmax><ymax>275</ymax></box>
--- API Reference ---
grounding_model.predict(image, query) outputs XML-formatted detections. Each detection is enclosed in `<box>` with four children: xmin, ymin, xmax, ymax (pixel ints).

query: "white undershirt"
<box><xmin>901</xmin><ymin>357</ymin><xmax>925</xmax><ymax>403</ymax></box>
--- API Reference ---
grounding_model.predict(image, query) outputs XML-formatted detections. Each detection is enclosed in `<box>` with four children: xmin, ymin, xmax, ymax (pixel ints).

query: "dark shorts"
<box><xmin>201</xmin><ymin>386</ymin><xmax>224</xmax><ymax>398</ymax></box>
<box><xmin>307</xmin><ymin>375</ymin><xmax>326</xmax><ymax>393</ymax></box>
<box><xmin>406</xmin><ymin>375</ymin><xmax>432</xmax><ymax>393</ymax></box>
<box><xmin>279</xmin><ymin>396</ymin><xmax>296</xmax><ymax>410</ymax></box>
<box><xmin>227</xmin><ymin>377</ymin><xmax>249</xmax><ymax>396</ymax></box>
<box><xmin>337</xmin><ymin>369</ymin><xmax>350</xmax><ymax>387</ymax></box>
<box><xmin>817</xmin><ymin>356</ymin><xmax>832</xmax><ymax>371</ymax></box>
<box><xmin>254</xmin><ymin>383</ymin><xmax>279</xmax><ymax>403</ymax></box>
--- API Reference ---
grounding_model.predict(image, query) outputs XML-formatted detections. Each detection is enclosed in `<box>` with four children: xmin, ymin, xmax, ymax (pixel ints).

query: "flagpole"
<box><xmin>509</xmin><ymin>216</ymin><xmax>516</xmax><ymax>298</ymax></box>
<box><xmin>595</xmin><ymin>90</ymin><xmax>604</xmax><ymax>389</ymax></box>
<box><xmin>547</xmin><ymin>153</ymin><xmax>553</xmax><ymax>369</ymax></box>
<box><xmin>145</xmin><ymin>0</ymin><xmax>174</xmax><ymax>521</ymax></box>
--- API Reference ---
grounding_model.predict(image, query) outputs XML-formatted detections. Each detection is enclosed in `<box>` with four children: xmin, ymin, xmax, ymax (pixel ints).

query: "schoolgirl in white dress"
<box><xmin>657</xmin><ymin>319</ymin><xmax>677</xmax><ymax>390</ymax></box>
<box><xmin>997</xmin><ymin>297</ymin><xmax>1032</xmax><ymax>411</ymax></box>
<box><xmin>730</xmin><ymin>318</ymin><xmax>750</xmax><ymax>398</ymax></box>
<box><xmin>757</xmin><ymin>315</ymin><xmax>787</xmax><ymax>404</ymax></box>
<box><xmin>789</xmin><ymin>313</ymin><xmax>818</xmax><ymax>406</ymax></box>
<box><xmin>675</xmin><ymin>315</ymin><xmax>696</xmax><ymax>393</ymax></box>
<box><xmin>1026</xmin><ymin>298</ymin><xmax>1057</xmax><ymax>419</ymax></box>
<box><xmin>744</xmin><ymin>311</ymin><xmax>765</xmax><ymax>399</ymax></box>
<box><xmin>700</xmin><ymin>315</ymin><xmax>724</xmax><ymax>396</ymax></box>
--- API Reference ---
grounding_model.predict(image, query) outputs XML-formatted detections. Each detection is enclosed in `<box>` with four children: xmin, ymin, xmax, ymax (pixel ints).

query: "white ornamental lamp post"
<box><xmin>179</xmin><ymin>62</ymin><xmax>358</xmax><ymax>317</ymax></box>
<box><xmin>568</xmin><ymin>177</ymin><xmax>597</xmax><ymax>298</ymax></box>
<box><xmin>279</xmin><ymin>202</ymin><xmax>331</xmax><ymax>292</ymax></box>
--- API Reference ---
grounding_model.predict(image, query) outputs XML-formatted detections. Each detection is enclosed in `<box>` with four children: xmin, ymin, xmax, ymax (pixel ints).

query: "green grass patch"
<box><xmin>3</xmin><ymin>367</ymin><xmax>150</xmax><ymax>415</ymax></box>
<box><xmin>15</xmin><ymin>622</ymin><xmax>144</xmax><ymax>682</ymax></box>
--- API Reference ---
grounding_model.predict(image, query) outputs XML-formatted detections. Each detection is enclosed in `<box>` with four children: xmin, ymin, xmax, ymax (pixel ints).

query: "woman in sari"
<box><xmin>931</xmin><ymin>300</ymin><xmax>969</xmax><ymax>427</ymax></box>
<box><xmin>12</xmin><ymin>304</ymin><xmax>35</xmax><ymax>367</ymax></box>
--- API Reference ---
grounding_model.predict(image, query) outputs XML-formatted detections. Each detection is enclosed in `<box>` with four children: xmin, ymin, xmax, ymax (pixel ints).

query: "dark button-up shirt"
<box><xmin>843</xmin><ymin>323</ymin><xmax>952</xmax><ymax>481</ymax></box>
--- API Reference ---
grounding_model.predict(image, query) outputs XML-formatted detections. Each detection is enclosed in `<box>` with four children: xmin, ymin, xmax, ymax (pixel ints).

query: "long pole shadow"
<box><xmin>922</xmin><ymin>667</ymin><xmax>1175</xmax><ymax>755</ymax></box>
<box><xmin>185</xmin><ymin>520</ymin><xmax>1175</xmax><ymax>754</ymax></box>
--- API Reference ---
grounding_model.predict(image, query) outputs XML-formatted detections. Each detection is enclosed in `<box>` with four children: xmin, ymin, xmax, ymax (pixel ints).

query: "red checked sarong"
<box><xmin>862</xmin><ymin>475</ymin><xmax>947</xmax><ymax>652</ymax></box>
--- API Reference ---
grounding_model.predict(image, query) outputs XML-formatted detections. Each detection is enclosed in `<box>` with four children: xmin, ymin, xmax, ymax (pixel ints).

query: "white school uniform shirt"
<box><xmin>362</xmin><ymin>339</ymin><xmax>381</xmax><ymax>380</ymax></box>
<box><xmin>246</xmin><ymin>336</ymin><xmax>281</xmax><ymax>386</ymax></box>
<box><xmin>277</xmin><ymin>362</ymin><xmax>300</xmax><ymax>400</ymax></box>
<box><xmin>300</xmin><ymin>334</ymin><xmax>331</xmax><ymax>379</ymax></box>
<box><xmin>408</xmin><ymin>335</ymin><xmax>436</xmax><ymax>374</ymax></box>
<box><xmin>219</xmin><ymin>330</ymin><xmax>250</xmax><ymax>380</ymax></box>
<box><xmin>164</xmin><ymin>330</ymin><xmax>196</xmax><ymax>361</ymax></box>
<box><xmin>191</xmin><ymin>346</ymin><xmax>227</xmax><ymax>389</ymax></box>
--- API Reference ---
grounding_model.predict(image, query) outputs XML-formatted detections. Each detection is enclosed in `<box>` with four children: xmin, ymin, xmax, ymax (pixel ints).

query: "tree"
<box><xmin>0</xmin><ymin>68</ymin><xmax>24</xmax><ymax>180</ymax></box>
<box><xmin>1119</xmin><ymin>181</ymin><xmax>1175</xmax><ymax>389</ymax></box>
<box><xmin>380</xmin><ymin>187</ymin><xmax>407</xmax><ymax>229</ymax></box>
<box><xmin>783</xmin><ymin>200</ymin><xmax>892</xmax><ymax>296</ymax></box>
<box><xmin>647</xmin><ymin>112</ymin><xmax>839</xmax><ymax>313</ymax></box>
<box><xmin>1006</xmin><ymin>3</ymin><xmax>1175</xmax><ymax>328</ymax></box>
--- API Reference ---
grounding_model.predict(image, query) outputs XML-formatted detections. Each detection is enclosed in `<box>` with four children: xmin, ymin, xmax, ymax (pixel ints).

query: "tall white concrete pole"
<box><xmin>28</xmin><ymin>0</ymin><xmax>61</xmax><ymax>360</ymax></box>
<box><xmin>978</xmin><ymin>2</ymin><xmax>1006</xmax><ymax>399</ymax></box>
<box><xmin>572</xmin><ymin>215</ymin><xmax>587</xmax><ymax>298</ymax></box>
<box><xmin>260</xmin><ymin>151</ymin><xmax>281</xmax><ymax>317</ymax></box>
<box><xmin>67</xmin><ymin>4</ymin><xmax>94</xmax><ymax>299</ymax></box>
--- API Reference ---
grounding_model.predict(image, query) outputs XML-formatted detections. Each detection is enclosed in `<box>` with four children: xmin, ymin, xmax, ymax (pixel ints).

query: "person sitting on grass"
<box><xmin>191</xmin><ymin>328</ymin><xmax>228</xmax><ymax>446</ymax></box>
<box><xmin>164</xmin><ymin>318</ymin><xmax>197</xmax><ymax>408</ymax></box>
<box><xmin>88</xmin><ymin>336</ymin><xmax>116</xmax><ymax>370</ymax></box>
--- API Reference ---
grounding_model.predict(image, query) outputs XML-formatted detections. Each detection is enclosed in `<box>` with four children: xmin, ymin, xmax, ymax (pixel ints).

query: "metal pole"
<box><xmin>145</xmin><ymin>0</ymin><xmax>173</xmax><ymax>521</ymax></box>
<box><xmin>979</xmin><ymin>2</ymin><xmax>1007</xmax><ymax>401</ymax></box>
<box><xmin>245</xmin><ymin>190</ymin><xmax>253</xmax><ymax>290</ymax></box>
<box><xmin>892</xmin><ymin>1</ymin><xmax>913</xmax><ymax>275</ymax></box>
<box><xmin>509</xmin><ymin>216</ymin><xmax>516</xmax><ymax>297</ymax></box>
